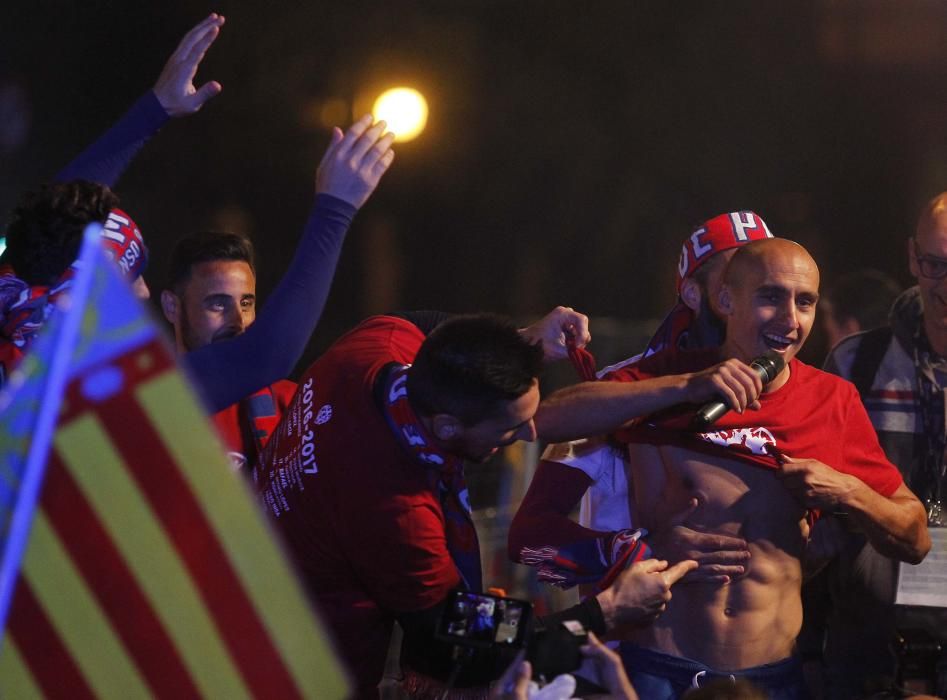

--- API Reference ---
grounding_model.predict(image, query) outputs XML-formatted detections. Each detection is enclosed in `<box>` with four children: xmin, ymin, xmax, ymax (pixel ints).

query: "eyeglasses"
<box><xmin>913</xmin><ymin>238</ymin><xmax>947</xmax><ymax>280</ymax></box>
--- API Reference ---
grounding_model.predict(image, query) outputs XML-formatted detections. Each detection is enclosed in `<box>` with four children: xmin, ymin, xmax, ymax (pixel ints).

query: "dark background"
<box><xmin>4</xmin><ymin>0</ymin><xmax>947</xmax><ymax>371</ymax></box>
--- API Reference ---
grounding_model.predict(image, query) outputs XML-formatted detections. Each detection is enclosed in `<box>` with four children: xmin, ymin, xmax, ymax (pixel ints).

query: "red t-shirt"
<box><xmin>211</xmin><ymin>379</ymin><xmax>297</xmax><ymax>472</ymax></box>
<box><xmin>253</xmin><ymin>316</ymin><xmax>461</xmax><ymax>694</ymax></box>
<box><xmin>607</xmin><ymin>350</ymin><xmax>904</xmax><ymax>497</ymax></box>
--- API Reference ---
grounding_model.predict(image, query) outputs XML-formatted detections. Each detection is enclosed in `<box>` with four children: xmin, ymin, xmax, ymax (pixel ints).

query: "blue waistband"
<box><xmin>619</xmin><ymin>642</ymin><xmax>802</xmax><ymax>684</ymax></box>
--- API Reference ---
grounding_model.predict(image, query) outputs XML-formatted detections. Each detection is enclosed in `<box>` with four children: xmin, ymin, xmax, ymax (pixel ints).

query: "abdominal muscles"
<box><xmin>627</xmin><ymin>444</ymin><xmax>808</xmax><ymax>670</ymax></box>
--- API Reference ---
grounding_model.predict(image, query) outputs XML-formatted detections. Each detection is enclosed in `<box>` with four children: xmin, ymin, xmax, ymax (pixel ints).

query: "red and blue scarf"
<box><xmin>0</xmin><ymin>263</ymin><xmax>78</xmax><ymax>385</ymax></box>
<box><xmin>381</xmin><ymin>365</ymin><xmax>483</xmax><ymax>591</ymax></box>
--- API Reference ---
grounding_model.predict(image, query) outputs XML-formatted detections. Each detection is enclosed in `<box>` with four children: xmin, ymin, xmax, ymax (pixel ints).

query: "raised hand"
<box><xmin>649</xmin><ymin>498</ymin><xmax>751</xmax><ymax>584</ymax></box>
<box><xmin>519</xmin><ymin>306</ymin><xmax>591</xmax><ymax>362</ymax></box>
<box><xmin>315</xmin><ymin>115</ymin><xmax>396</xmax><ymax>209</ymax></box>
<box><xmin>153</xmin><ymin>14</ymin><xmax>225</xmax><ymax>117</ymax></box>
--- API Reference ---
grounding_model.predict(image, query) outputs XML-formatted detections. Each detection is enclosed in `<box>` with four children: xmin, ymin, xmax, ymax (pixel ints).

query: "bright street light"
<box><xmin>372</xmin><ymin>87</ymin><xmax>428</xmax><ymax>143</ymax></box>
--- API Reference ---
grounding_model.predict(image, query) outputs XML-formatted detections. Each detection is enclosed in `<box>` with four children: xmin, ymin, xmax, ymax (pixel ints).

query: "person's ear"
<box><xmin>432</xmin><ymin>414</ymin><xmax>462</xmax><ymax>441</ymax></box>
<box><xmin>680</xmin><ymin>278</ymin><xmax>702</xmax><ymax>313</ymax></box>
<box><xmin>718</xmin><ymin>285</ymin><xmax>734</xmax><ymax>316</ymax></box>
<box><xmin>160</xmin><ymin>290</ymin><xmax>180</xmax><ymax>324</ymax></box>
<box><xmin>908</xmin><ymin>238</ymin><xmax>920</xmax><ymax>279</ymax></box>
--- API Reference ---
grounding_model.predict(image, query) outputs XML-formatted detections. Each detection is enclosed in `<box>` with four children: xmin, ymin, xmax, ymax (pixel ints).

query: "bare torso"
<box><xmin>627</xmin><ymin>443</ymin><xmax>808</xmax><ymax>670</ymax></box>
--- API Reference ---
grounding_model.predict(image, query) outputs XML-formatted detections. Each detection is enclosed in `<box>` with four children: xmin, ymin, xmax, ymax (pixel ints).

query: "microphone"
<box><xmin>691</xmin><ymin>351</ymin><xmax>785</xmax><ymax>429</ymax></box>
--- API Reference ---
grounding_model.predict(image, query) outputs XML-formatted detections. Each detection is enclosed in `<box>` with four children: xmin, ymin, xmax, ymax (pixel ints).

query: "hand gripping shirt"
<box><xmin>608</xmin><ymin>349</ymin><xmax>904</xmax><ymax>498</ymax></box>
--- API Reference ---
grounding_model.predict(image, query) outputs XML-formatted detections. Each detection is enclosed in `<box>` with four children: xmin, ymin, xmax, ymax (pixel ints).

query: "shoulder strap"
<box><xmin>849</xmin><ymin>327</ymin><xmax>893</xmax><ymax>399</ymax></box>
<box><xmin>237</xmin><ymin>385</ymin><xmax>280</xmax><ymax>471</ymax></box>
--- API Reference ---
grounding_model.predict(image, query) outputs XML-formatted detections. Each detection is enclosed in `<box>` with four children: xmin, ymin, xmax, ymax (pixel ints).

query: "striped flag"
<box><xmin>0</xmin><ymin>226</ymin><xmax>347</xmax><ymax>698</ymax></box>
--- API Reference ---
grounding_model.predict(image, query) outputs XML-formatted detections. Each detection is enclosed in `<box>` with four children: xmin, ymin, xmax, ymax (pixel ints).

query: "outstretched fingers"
<box><xmin>661</xmin><ymin>559</ymin><xmax>699</xmax><ymax>586</ymax></box>
<box><xmin>154</xmin><ymin>14</ymin><xmax>225</xmax><ymax>116</ymax></box>
<box><xmin>363</xmin><ymin>130</ymin><xmax>396</xmax><ymax>167</ymax></box>
<box><xmin>317</xmin><ymin>127</ymin><xmax>345</xmax><ymax>172</ymax></box>
<box><xmin>335</xmin><ymin>114</ymin><xmax>375</xmax><ymax>157</ymax></box>
<box><xmin>315</xmin><ymin>117</ymin><xmax>396</xmax><ymax>208</ymax></box>
<box><xmin>348</xmin><ymin>120</ymin><xmax>389</xmax><ymax>163</ymax></box>
<box><xmin>372</xmin><ymin>147</ymin><xmax>396</xmax><ymax>178</ymax></box>
<box><xmin>172</xmin><ymin>14</ymin><xmax>224</xmax><ymax>66</ymax></box>
<box><xmin>184</xmin><ymin>23</ymin><xmax>222</xmax><ymax>70</ymax></box>
<box><xmin>638</xmin><ymin>558</ymin><xmax>669</xmax><ymax>575</ymax></box>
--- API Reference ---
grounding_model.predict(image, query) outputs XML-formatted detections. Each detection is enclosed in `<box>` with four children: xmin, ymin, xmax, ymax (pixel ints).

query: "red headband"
<box><xmin>100</xmin><ymin>208</ymin><xmax>148</xmax><ymax>279</ymax></box>
<box><xmin>676</xmin><ymin>211</ymin><xmax>773</xmax><ymax>292</ymax></box>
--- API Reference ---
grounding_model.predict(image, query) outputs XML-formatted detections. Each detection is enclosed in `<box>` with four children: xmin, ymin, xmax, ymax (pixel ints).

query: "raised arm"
<box><xmin>518</xmin><ymin>305</ymin><xmax>590</xmax><ymax>361</ymax></box>
<box><xmin>56</xmin><ymin>14</ymin><xmax>224</xmax><ymax>185</ymax></box>
<box><xmin>185</xmin><ymin>116</ymin><xmax>395</xmax><ymax>412</ymax></box>
<box><xmin>535</xmin><ymin>358</ymin><xmax>764</xmax><ymax>443</ymax></box>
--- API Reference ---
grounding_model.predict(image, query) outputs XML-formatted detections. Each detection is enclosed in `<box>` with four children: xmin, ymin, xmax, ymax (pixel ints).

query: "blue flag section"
<box><xmin>0</xmin><ymin>224</ymin><xmax>347</xmax><ymax>698</ymax></box>
<box><xmin>0</xmin><ymin>223</ymin><xmax>154</xmax><ymax>635</ymax></box>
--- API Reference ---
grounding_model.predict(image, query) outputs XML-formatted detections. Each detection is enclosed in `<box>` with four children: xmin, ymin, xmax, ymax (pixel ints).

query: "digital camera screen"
<box><xmin>437</xmin><ymin>591</ymin><xmax>530</xmax><ymax>648</ymax></box>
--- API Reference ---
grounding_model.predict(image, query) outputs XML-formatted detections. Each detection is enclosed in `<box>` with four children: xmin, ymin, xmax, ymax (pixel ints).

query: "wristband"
<box><xmin>597</xmin><ymin>528</ymin><xmax>652</xmax><ymax>592</ymax></box>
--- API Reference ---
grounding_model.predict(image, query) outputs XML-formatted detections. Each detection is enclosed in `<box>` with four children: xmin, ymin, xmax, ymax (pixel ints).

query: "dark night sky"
<box><xmin>4</xmin><ymin>1</ymin><xmax>947</xmax><ymax>371</ymax></box>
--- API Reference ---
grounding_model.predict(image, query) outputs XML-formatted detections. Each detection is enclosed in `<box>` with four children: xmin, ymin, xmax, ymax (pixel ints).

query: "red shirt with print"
<box><xmin>607</xmin><ymin>350</ymin><xmax>903</xmax><ymax>497</ymax></box>
<box><xmin>253</xmin><ymin>316</ymin><xmax>461</xmax><ymax>695</ymax></box>
<box><xmin>211</xmin><ymin>379</ymin><xmax>297</xmax><ymax>471</ymax></box>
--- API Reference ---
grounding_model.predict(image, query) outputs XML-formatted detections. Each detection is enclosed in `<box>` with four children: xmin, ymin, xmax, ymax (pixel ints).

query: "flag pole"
<box><xmin>0</xmin><ymin>224</ymin><xmax>102</xmax><ymax>636</ymax></box>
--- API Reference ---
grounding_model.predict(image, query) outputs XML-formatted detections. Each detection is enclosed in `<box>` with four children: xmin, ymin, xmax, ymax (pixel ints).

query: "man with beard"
<box><xmin>160</xmin><ymin>230</ymin><xmax>297</xmax><ymax>471</ymax></box>
<box><xmin>253</xmin><ymin>309</ymin><xmax>698</xmax><ymax>698</ymax></box>
<box><xmin>534</xmin><ymin>238</ymin><xmax>930</xmax><ymax>699</ymax></box>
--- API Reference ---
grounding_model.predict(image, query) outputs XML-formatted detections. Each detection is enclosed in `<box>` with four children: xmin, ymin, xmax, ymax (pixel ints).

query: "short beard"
<box><xmin>178</xmin><ymin>303</ymin><xmax>202</xmax><ymax>352</ymax></box>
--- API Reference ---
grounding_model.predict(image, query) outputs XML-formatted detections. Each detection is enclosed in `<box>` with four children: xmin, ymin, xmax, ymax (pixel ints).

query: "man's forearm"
<box><xmin>56</xmin><ymin>91</ymin><xmax>169</xmax><ymax>186</ymax></box>
<box><xmin>535</xmin><ymin>374</ymin><xmax>693</xmax><ymax>443</ymax></box>
<box><xmin>185</xmin><ymin>194</ymin><xmax>354</xmax><ymax>411</ymax></box>
<box><xmin>844</xmin><ymin>482</ymin><xmax>931</xmax><ymax>564</ymax></box>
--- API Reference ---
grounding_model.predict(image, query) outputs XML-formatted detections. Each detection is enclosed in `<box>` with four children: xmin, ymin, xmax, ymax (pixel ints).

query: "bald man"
<box><xmin>806</xmin><ymin>194</ymin><xmax>947</xmax><ymax>698</ymax></box>
<box><xmin>510</xmin><ymin>212</ymin><xmax>774</xmax><ymax>591</ymax></box>
<box><xmin>535</xmin><ymin>239</ymin><xmax>930</xmax><ymax>699</ymax></box>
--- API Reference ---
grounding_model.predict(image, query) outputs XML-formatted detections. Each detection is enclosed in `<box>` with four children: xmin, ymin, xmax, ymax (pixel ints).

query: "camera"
<box><xmin>436</xmin><ymin>590</ymin><xmax>590</xmax><ymax>682</ymax></box>
<box><xmin>436</xmin><ymin>590</ymin><xmax>532</xmax><ymax>650</ymax></box>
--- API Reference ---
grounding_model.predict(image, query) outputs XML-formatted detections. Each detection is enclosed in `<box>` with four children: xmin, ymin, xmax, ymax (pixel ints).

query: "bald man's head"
<box><xmin>719</xmin><ymin>238</ymin><xmax>820</xmax><ymax>367</ymax></box>
<box><xmin>723</xmin><ymin>239</ymin><xmax>820</xmax><ymax>292</ymax></box>
<box><xmin>916</xmin><ymin>192</ymin><xmax>947</xmax><ymax>246</ymax></box>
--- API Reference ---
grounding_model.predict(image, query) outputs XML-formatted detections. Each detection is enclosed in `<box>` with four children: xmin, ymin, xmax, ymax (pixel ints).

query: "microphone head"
<box><xmin>750</xmin><ymin>351</ymin><xmax>786</xmax><ymax>384</ymax></box>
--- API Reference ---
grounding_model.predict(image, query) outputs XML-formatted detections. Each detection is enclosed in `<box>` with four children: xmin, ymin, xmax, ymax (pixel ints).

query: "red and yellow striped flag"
<box><xmin>0</xmin><ymin>228</ymin><xmax>347</xmax><ymax>698</ymax></box>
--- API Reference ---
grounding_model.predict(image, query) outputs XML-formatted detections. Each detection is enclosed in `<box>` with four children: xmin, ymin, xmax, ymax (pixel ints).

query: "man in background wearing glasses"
<box><xmin>803</xmin><ymin>192</ymin><xmax>947</xmax><ymax>699</ymax></box>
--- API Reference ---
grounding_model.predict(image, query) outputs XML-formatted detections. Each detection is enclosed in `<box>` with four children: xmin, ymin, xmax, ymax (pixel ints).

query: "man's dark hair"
<box><xmin>166</xmin><ymin>231</ymin><xmax>255</xmax><ymax>294</ymax></box>
<box><xmin>407</xmin><ymin>314</ymin><xmax>544</xmax><ymax>425</ymax></box>
<box><xmin>3</xmin><ymin>180</ymin><xmax>119</xmax><ymax>285</ymax></box>
<box><xmin>826</xmin><ymin>268</ymin><xmax>900</xmax><ymax>330</ymax></box>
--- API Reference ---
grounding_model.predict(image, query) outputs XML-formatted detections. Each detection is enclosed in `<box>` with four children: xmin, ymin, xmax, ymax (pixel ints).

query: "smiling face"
<box><xmin>719</xmin><ymin>239</ymin><xmax>820</xmax><ymax>379</ymax></box>
<box><xmin>913</xmin><ymin>194</ymin><xmax>947</xmax><ymax>353</ymax></box>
